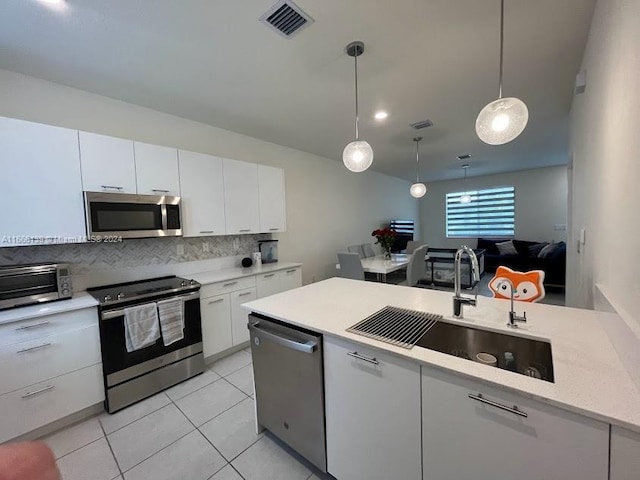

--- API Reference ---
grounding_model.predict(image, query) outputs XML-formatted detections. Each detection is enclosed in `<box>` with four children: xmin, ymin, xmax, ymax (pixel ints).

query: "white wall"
<box><xmin>0</xmin><ymin>69</ymin><xmax>417</xmax><ymax>285</ymax></box>
<box><xmin>567</xmin><ymin>0</ymin><xmax>640</xmax><ymax>334</ymax></box>
<box><xmin>418</xmin><ymin>166</ymin><xmax>568</xmax><ymax>249</ymax></box>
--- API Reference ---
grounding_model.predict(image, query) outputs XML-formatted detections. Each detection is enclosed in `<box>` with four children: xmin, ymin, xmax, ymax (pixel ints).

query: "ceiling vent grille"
<box><xmin>410</xmin><ymin>119</ymin><xmax>434</xmax><ymax>130</ymax></box>
<box><xmin>456</xmin><ymin>154</ymin><xmax>472</xmax><ymax>160</ymax></box>
<box><xmin>260</xmin><ymin>0</ymin><xmax>314</xmax><ymax>38</ymax></box>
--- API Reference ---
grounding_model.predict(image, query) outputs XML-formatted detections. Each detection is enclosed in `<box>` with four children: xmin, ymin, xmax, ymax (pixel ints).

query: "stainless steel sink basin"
<box><xmin>415</xmin><ymin>321</ymin><xmax>554</xmax><ymax>383</ymax></box>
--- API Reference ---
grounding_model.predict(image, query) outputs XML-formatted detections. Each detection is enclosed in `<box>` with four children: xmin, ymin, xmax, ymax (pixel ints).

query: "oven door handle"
<box><xmin>100</xmin><ymin>291</ymin><xmax>200</xmax><ymax>320</ymax></box>
<box><xmin>248</xmin><ymin>321</ymin><xmax>317</xmax><ymax>354</ymax></box>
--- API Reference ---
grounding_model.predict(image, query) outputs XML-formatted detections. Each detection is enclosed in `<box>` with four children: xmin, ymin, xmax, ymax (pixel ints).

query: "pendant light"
<box><xmin>476</xmin><ymin>0</ymin><xmax>528</xmax><ymax>145</ymax></box>
<box><xmin>343</xmin><ymin>41</ymin><xmax>374</xmax><ymax>172</ymax></box>
<box><xmin>460</xmin><ymin>165</ymin><xmax>472</xmax><ymax>204</ymax></box>
<box><xmin>410</xmin><ymin>137</ymin><xmax>427</xmax><ymax>198</ymax></box>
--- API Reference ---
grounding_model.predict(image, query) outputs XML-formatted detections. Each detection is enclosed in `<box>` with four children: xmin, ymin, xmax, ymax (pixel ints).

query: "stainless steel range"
<box><xmin>88</xmin><ymin>276</ymin><xmax>204</xmax><ymax>413</ymax></box>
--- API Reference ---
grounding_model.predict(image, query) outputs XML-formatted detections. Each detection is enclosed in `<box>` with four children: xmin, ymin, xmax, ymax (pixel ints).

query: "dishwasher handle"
<box><xmin>248</xmin><ymin>321</ymin><xmax>318</xmax><ymax>354</ymax></box>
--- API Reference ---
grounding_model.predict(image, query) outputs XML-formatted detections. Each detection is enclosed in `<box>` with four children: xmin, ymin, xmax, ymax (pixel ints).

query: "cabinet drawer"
<box><xmin>256</xmin><ymin>271</ymin><xmax>281</xmax><ymax>298</ymax></box>
<box><xmin>0</xmin><ymin>308</ymin><xmax>98</xmax><ymax>347</ymax></box>
<box><xmin>0</xmin><ymin>363</ymin><xmax>104</xmax><ymax>443</ymax></box>
<box><xmin>0</xmin><ymin>324</ymin><xmax>101</xmax><ymax>395</ymax></box>
<box><xmin>280</xmin><ymin>267</ymin><xmax>302</xmax><ymax>292</ymax></box>
<box><xmin>201</xmin><ymin>276</ymin><xmax>256</xmax><ymax>298</ymax></box>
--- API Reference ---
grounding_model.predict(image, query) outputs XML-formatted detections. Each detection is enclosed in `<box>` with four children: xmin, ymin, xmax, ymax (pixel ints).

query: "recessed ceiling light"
<box><xmin>374</xmin><ymin>111</ymin><xmax>388</xmax><ymax>120</ymax></box>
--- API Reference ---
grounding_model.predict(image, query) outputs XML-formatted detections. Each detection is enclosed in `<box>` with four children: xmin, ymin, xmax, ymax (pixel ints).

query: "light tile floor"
<box><xmin>43</xmin><ymin>348</ymin><xmax>329</xmax><ymax>480</ymax></box>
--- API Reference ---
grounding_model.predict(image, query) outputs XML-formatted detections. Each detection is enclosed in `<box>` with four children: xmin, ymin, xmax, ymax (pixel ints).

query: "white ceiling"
<box><xmin>0</xmin><ymin>0</ymin><xmax>595</xmax><ymax>182</ymax></box>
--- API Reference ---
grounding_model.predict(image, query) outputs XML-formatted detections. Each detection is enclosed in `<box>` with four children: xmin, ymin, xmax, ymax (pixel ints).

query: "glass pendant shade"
<box><xmin>476</xmin><ymin>97</ymin><xmax>529</xmax><ymax>145</ymax></box>
<box><xmin>410</xmin><ymin>183</ymin><xmax>427</xmax><ymax>198</ymax></box>
<box><xmin>343</xmin><ymin>140</ymin><xmax>374</xmax><ymax>173</ymax></box>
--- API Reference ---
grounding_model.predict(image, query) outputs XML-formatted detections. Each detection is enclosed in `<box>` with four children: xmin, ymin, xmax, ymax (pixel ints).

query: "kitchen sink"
<box><xmin>415</xmin><ymin>321</ymin><xmax>554</xmax><ymax>383</ymax></box>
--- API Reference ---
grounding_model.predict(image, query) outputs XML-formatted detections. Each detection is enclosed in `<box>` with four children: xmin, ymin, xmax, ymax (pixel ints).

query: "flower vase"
<box><xmin>384</xmin><ymin>249</ymin><xmax>392</xmax><ymax>260</ymax></box>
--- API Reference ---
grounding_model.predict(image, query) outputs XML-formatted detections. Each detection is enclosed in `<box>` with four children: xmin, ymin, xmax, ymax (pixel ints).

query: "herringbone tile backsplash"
<box><xmin>0</xmin><ymin>235</ymin><xmax>268</xmax><ymax>275</ymax></box>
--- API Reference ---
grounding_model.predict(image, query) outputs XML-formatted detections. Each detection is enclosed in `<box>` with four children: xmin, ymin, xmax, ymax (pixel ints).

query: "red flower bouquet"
<box><xmin>372</xmin><ymin>227</ymin><xmax>397</xmax><ymax>259</ymax></box>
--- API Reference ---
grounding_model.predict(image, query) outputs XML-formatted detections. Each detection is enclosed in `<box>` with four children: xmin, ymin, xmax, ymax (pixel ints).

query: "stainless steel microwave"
<box><xmin>84</xmin><ymin>192</ymin><xmax>182</xmax><ymax>239</ymax></box>
<box><xmin>0</xmin><ymin>263</ymin><xmax>72</xmax><ymax>310</ymax></box>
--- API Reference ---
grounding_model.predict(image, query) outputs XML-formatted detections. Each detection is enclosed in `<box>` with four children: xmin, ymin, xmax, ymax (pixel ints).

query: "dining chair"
<box><xmin>405</xmin><ymin>241</ymin><xmax>426</xmax><ymax>254</ymax></box>
<box><xmin>404</xmin><ymin>245</ymin><xmax>429</xmax><ymax>287</ymax></box>
<box><xmin>337</xmin><ymin>252</ymin><xmax>365</xmax><ymax>281</ymax></box>
<box><xmin>361</xmin><ymin>243</ymin><xmax>376</xmax><ymax>258</ymax></box>
<box><xmin>347</xmin><ymin>245</ymin><xmax>365</xmax><ymax>258</ymax></box>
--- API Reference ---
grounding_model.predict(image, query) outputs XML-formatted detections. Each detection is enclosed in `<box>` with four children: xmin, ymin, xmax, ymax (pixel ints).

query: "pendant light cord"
<box><xmin>354</xmin><ymin>53</ymin><xmax>360</xmax><ymax>141</ymax></box>
<box><xmin>415</xmin><ymin>139</ymin><xmax>420</xmax><ymax>183</ymax></box>
<box><xmin>498</xmin><ymin>0</ymin><xmax>504</xmax><ymax>99</ymax></box>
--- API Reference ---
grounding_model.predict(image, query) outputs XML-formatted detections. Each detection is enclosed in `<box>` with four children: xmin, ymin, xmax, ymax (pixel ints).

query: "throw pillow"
<box><xmin>496</xmin><ymin>240</ymin><xmax>518</xmax><ymax>256</ymax></box>
<box><xmin>528</xmin><ymin>242</ymin><xmax>548</xmax><ymax>257</ymax></box>
<box><xmin>538</xmin><ymin>242</ymin><xmax>560</xmax><ymax>259</ymax></box>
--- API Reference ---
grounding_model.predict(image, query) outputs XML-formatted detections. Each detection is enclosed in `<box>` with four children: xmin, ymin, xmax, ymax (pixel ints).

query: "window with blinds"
<box><xmin>446</xmin><ymin>186</ymin><xmax>515</xmax><ymax>238</ymax></box>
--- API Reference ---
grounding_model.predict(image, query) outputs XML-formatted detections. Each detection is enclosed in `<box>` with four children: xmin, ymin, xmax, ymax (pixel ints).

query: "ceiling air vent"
<box><xmin>410</xmin><ymin>119</ymin><xmax>434</xmax><ymax>130</ymax></box>
<box><xmin>456</xmin><ymin>154</ymin><xmax>472</xmax><ymax>160</ymax></box>
<box><xmin>260</xmin><ymin>0</ymin><xmax>314</xmax><ymax>38</ymax></box>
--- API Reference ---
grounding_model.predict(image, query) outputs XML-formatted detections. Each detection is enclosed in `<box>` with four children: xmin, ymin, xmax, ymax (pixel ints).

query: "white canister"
<box><xmin>253</xmin><ymin>252</ymin><xmax>262</xmax><ymax>266</ymax></box>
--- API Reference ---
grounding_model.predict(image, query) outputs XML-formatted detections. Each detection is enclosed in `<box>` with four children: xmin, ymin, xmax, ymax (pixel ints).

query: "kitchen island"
<box><xmin>243</xmin><ymin>277</ymin><xmax>640</xmax><ymax>480</ymax></box>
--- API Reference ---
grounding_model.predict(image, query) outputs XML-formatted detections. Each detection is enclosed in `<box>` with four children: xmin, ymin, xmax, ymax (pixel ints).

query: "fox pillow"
<box><xmin>489</xmin><ymin>266</ymin><xmax>546</xmax><ymax>303</ymax></box>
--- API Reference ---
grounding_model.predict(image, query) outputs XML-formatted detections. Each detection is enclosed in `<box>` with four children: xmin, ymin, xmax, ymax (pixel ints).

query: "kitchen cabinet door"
<box><xmin>230</xmin><ymin>287</ymin><xmax>256</xmax><ymax>346</ymax></box>
<box><xmin>134</xmin><ymin>142</ymin><xmax>180</xmax><ymax>196</ymax></box>
<box><xmin>200</xmin><ymin>294</ymin><xmax>232</xmax><ymax>358</ymax></box>
<box><xmin>79</xmin><ymin>131</ymin><xmax>136</xmax><ymax>193</ymax></box>
<box><xmin>610</xmin><ymin>426</ymin><xmax>640</xmax><ymax>480</ymax></box>
<box><xmin>179</xmin><ymin>150</ymin><xmax>226</xmax><ymax>237</ymax></box>
<box><xmin>324</xmin><ymin>336</ymin><xmax>421</xmax><ymax>480</ymax></box>
<box><xmin>0</xmin><ymin>117</ymin><xmax>86</xmax><ymax>245</ymax></box>
<box><xmin>421</xmin><ymin>365</ymin><xmax>609</xmax><ymax>480</ymax></box>
<box><xmin>256</xmin><ymin>272</ymin><xmax>281</xmax><ymax>298</ymax></box>
<box><xmin>280</xmin><ymin>267</ymin><xmax>302</xmax><ymax>292</ymax></box>
<box><xmin>223</xmin><ymin>158</ymin><xmax>260</xmax><ymax>234</ymax></box>
<box><xmin>258</xmin><ymin>165</ymin><xmax>286</xmax><ymax>233</ymax></box>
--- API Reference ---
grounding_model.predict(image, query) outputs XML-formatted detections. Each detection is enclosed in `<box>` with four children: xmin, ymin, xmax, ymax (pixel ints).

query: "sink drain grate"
<box><xmin>347</xmin><ymin>306</ymin><xmax>441</xmax><ymax>349</ymax></box>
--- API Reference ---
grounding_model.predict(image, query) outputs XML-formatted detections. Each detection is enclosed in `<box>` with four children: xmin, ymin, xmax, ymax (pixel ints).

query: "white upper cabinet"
<box><xmin>223</xmin><ymin>158</ymin><xmax>260</xmax><ymax>235</ymax></box>
<box><xmin>79</xmin><ymin>131</ymin><xmax>136</xmax><ymax>194</ymax></box>
<box><xmin>134</xmin><ymin>142</ymin><xmax>180</xmax><ymax>196</ymax></box>
<box><xmin>258</xmin><ymin>165</ymin><xmax>286</xmax><ymax>233</ymax></box>
<box><xmin>178</xmin><ymin>150</ymin><xmax>226</xmax><ymax>237</ymax></box>
<box><xmin>0</xmin><ymin>117</ymin><xmax>86</xmax><ymax>245</ymax></box>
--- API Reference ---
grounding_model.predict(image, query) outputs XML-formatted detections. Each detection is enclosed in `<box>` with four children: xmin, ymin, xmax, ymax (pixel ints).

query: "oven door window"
<box><xmin>0</xmin><ymin>272</ymin><xmax>58</xmax><ymax>302</ymax></box>
<box><xmin>100</xmin><ymin>298</ymin><xmax>202</xmax><ymax>376</ymax></box>
<box><xmin>90</xmin><ymin>202</ymin><xmax>163</xmax><ymax>232</ymax></box>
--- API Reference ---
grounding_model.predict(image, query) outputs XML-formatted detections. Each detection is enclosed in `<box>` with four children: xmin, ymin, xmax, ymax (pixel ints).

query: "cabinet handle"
<box><xmin>152</xmin><ymin>189</ymin><xmax>170</xmax><ymax>193</ymax></box>
<box><xmin>468</xmin><ymin>393</ymin><xmax>528</xmax><ymax>418</ymax></box>
<box><xmin>101</xmin><ymin>185</ymin><xmax>123</xmax><ymax>191</ymax></box>
<box><xmin>17</xmin><ymin>342</ymin><xmax>52</xmax><ymax>354</ymax></box>
<box><xmin>269</xmin><ymin>228</ymin><xmax>279</xmax><ymax>231</ymax></box>
<box><xmin>21</xmin><ymin>385</ymin><xmax>55</xmax><ymax>399</ymax></box>
<box><xmin>208</xmin><ymin>298</ymin><xmax>224</xmax><ymax>304</ymax></box>
<box><xmin>239</xmin><ymin>229</ymin><xmax>251</xmax><ymax>233</ymax></box>
<box><xmin>286</xmin><ymin>269</ymin><xmax>297</xmax><ymax>273</ymax></box>
<box><xmin>15</xmin><ymin>320</ymin><xmax>50</xmax><ymax>331</ymax></box>
<box><xmin>200</xmin><ymin>230</ymin><xmax>214</xmax><ymax>234</ymax></box>
<box><xmin>347</xmin><ymin>351</ymin><xmax>379</xmax><ymax>365</ymax></box>
<box><xmin>239</xmin><ymin>292</ymin><xmax>252</xmax><ymax>297</ymax></box>
<box><xmin>263</xmin><ymin>274</ymin><xmax>276</xmax><ymax>278</ymax></box>
<box><xmin>223</xmin><ymin>281</ymin><xmax>238</xmax><ymax>287</ymax></box>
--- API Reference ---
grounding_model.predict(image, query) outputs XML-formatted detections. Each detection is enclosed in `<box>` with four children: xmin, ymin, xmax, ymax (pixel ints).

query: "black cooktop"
<box><xmin>87</xmin><ymin>275</ymin><xmax>199</xmax><ymax>306</ymax></box>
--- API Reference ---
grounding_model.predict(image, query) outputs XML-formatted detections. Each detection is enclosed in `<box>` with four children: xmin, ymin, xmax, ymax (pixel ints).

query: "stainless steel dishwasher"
<box><xmin>248</xmin><ymin>314</ymin><xmax>327</xmax><ymax>473</ymax></box>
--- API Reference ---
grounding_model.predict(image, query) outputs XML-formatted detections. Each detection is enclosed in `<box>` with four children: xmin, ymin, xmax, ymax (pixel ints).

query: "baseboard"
<box><xmin>204</xmin><ymin>341</ymin><xmax>250</xmax><ymax>365</ymax></box>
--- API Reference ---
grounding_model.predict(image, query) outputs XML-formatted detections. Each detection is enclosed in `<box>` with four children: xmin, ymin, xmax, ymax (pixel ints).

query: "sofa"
<box><xmin>477</xmin><ymin>238</ymin><xmax>566</xmax><ymax>288</ymax></box>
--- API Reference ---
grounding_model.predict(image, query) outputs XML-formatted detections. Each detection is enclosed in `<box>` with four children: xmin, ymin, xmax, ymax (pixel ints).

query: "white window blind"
<box><xmin>446</xmin><ymin>186</ymin><xmax>515</xmax><ymax>238</ymax></box>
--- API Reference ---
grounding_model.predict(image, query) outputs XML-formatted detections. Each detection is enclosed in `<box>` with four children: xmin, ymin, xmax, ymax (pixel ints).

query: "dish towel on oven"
<box><xmin>124</xmin><ymin>303</ymin><xmax>161</xmax><ymax>352</ymax></box>
<box><xmin>157</xmin><ymin>298</ymin><xmax>185</xmax><ymax>346</ymax></box>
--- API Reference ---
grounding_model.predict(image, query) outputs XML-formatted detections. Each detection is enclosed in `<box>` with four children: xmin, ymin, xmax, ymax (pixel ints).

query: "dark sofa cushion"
<box><xmin>528</xmin><ymin>242</ymin><xmax>548</xmax><ymax>257</ymax></box>
<box><xmin>477</xmin><ymin>238</ymin><xmax>499</xmax><ymax>255</ymax></box>
<box><xmin>512</xmin><ymin>240</ymin><xmax>537</xmax><ymax>257</ymax></box>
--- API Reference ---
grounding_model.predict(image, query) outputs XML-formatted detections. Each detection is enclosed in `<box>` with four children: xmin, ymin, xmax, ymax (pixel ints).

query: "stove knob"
<box><xmin>103</xmin><ymin>294</ymin><xmax>113</xmax><ymax>302</ymax></box>
<box><xmin>117</xmin><ymin>292</ymin><xmax>125</xmax><ymax>300</ymax></box>
<box><xmin>189</xmin><ymin>279</ymin><xmax>197</xmax><ymax>285</ymax></box>
<box><xmin>180</xmin><ymin>280</ymin><xmax>188</xmax><ymax>287</ymax></box>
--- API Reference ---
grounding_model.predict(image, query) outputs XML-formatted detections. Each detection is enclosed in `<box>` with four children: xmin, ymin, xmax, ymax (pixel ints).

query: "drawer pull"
<box><xmin>223</xmin><ymin>281</ymin><xmax>238</xmax><ymax>287</ymax></box>
<box><xmin>151</xmin><ymin>189</ymin><xmax>170</xmax><ymax>193</ymax></box>
<box><xmin>347</xmin><ymin>351</ymin><xmax>379</xmax><ymax>365</ymax></box>
<box><xmin>286</xmin><ymin>269</ymin><xmax>297</xmax><ymax>273</ymax></box>
<box><xmin>239</xmin><ymin>292</ymin><xmax>253</xmax><ymax>297</ymax></box>
<box><xmin>101</xmin><ymin>185</ymin><xmax>123</xmax><ymax>191</ymax></box>
<box><xmin>269</xmin><ymin>228</ymin><xmax>279</xmax><ymax>231</ymax></box>
<box><xmin>239</xmin><ymin>229</ymin><xmax>251</xmax><ymax>233</ymax></box>
<box><xmin>200</xmin><ymin>230</ymin><xmax>214</xmax><ymax>234</ymax></box>
<box><xmin>263</xmin><ymin>274</ymin><xmax>276</xmax><ymax>278</ymax></box>
<box><xmin>468</xmin><ymin>393</ymin><xmax>528</xmax><ymax>418</ymax></box>
<box><xmin>17</xmin><ymin>342</ymin><xmax>52</xmax><ymax>354</ymax></box>
<box><xmin>15</xmin><ymin>320</ymin><xmax>50</xmax><ymax>331</ymax></box>
<box><xmin>21</xmin><ymin>385</ymin><xmax>55</xmax><ymax>399</ymax></box>
<box><xmin>208</xmin><ymin>298</ymin><xmax>225</xmax><ymax>304</ymax></box>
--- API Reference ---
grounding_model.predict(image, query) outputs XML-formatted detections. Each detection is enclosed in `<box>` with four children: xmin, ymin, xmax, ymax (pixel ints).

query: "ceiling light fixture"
<box><xmin>374</xmin><ymin>111</ymin><xmax>388</xmax><ymax>120</ymax></box>
<box><xmin>476</xmin><ymin>0</ymin><xmax>528</xmax><ymax>145</ymax></box>
<box><xmin>460</xmin><ymin>164</ymin><xmax>472</xmax><ymax>204</ymax></box>
<box><xmin>37</xmin><ymin>0</ymin><xmax>67</xmax><ymax>10</ymax></box>
<box><xmin>342</xmin><ymin>41</ymin><xmax>373</xmax><ymax>173</ymax></box>
<box><xmin>410</xmin><ymin>137</ymin><xmax>427</xmax><ymax>198</ymax></box>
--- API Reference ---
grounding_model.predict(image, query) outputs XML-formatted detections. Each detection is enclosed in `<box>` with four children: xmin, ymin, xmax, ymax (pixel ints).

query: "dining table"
<box><xmin>336</xmin><ymin>253</ymin><xmax>429</xmax><ymax>283</ymax></box>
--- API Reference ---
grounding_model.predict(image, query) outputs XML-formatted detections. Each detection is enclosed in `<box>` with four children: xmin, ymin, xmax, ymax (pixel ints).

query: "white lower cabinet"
<box><xmin>230</xmin><ymin>288</ymin><xmax>256</xmax><ymax>346</ymax></box>
<box><xmin>421</xmin><ymin>365</ymin><xmax>609</xmax><ymax>480</ymax></box>
<box><xmin>256</xmin><ymin>267</ymin><xmax>302</xmax><ymax>298</ymax></box>
<box><xmin>324</xmin><ymin>336</ymin><xmax>422</xmax><ymax>480</ymax></box>
<box><xmin>610</xmin><ymin>426</ymin><xmax>640</xmax><ymax>480</ymax></box>
<box><xmin>280</xmin><ymin>267</ymin><xmax>302</xmax><ymax>292</ymax></box>
<box><xmin>200</xmin><ymin>294</ymin><xmax>233</xmax><ymax>358</ymax></box>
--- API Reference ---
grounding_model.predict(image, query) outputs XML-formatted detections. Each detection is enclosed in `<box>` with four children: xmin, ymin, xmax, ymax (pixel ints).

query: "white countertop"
<box><xmin>0</xmin><ymin>292</ymin><xmax>99</xmax><ymax>325</ymax></box>
<box><xmin>190</xmin><ymin>262</ymin><xmax>302</xmax><ymax>285</ymax></box>
<box><xmin>242</xmin><ymin>277</ymin><xmax>640</xmax><ymax>432</ymax></box>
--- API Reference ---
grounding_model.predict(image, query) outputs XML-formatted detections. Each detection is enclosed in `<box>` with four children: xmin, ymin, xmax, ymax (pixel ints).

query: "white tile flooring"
<box><xmin>43</xmin><ymin>348</ymin><xmax>328</xmax><ymax>480</ymax></box>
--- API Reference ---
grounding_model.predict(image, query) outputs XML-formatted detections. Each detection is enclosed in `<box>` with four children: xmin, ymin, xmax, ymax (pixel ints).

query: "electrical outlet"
<box><xmin>202</xmin><ymin>242</ymin><xmax>210</xmax><ymax>253</ymax></box>
<box><xmin>553</xmin><ymin>224</ymin><xmax>567</xmax><ymax>231</ymax></box>
<box><xmin>312</xmin><ymin>276</ymin><xmax>316</xmax><ymax>283</ymax></box>
<box><xmin>176</xmin><ymin>244</ymin><xmax>185</xmax><ymax>255</ymax></box>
